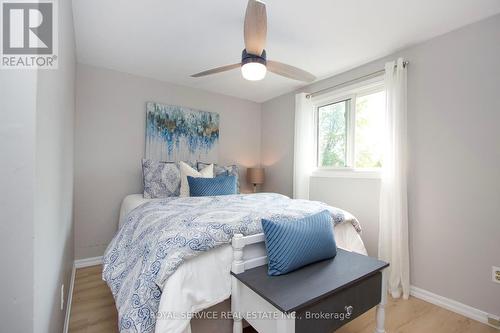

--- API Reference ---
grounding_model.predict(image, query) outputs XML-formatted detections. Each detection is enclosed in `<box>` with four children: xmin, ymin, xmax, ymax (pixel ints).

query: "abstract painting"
<box><xmin>145</xmin><ymin>102</ymin><xmax>219</xmax><ymax>162</ymax></box>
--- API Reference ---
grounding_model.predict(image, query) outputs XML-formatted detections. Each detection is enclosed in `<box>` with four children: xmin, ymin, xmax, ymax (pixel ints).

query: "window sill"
<box><xmin>311</xmin><ymin>169</ymin><xmax>381</xmax><ymax>179</ymax></box>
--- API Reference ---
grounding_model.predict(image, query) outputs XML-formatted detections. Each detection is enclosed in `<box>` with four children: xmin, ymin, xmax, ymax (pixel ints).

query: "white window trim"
<box><xmin>311</xmin><ymin>169</ymin><xmax>381</xmax><ymax>179</ymax></box>
<box><xmin>312</xmin><ymin>75</ymin><xmax>384</xmax><ymax>178</ymax></box>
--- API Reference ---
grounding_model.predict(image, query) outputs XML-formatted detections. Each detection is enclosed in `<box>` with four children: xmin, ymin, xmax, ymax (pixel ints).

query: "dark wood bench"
<box><xmin>231</xmin><ymin>244</ymin><xmax>389</xmax><ymax>333</ymax></box>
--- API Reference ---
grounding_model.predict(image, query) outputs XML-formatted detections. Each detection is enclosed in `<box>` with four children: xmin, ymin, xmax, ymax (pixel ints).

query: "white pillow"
<box><xmin>179</xmin><ymin>161</ymin><xmax>214</xmax><ymax>197</ymax></box>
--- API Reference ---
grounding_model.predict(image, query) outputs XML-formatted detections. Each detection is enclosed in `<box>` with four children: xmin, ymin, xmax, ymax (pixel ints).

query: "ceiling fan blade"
<box><xmin>190</xmin><ymin>63</ymin><xmax>241</xmax><ymax>77</ymax></box>
<box><xmin>267</xmin><ymin>60</ymin><xmax>316</xmax><ymax>82</ymax></box>
<box><xmin>244</xmin><ymin>0</ymin><xmax>267</xmax><ymax>56</ymax></box>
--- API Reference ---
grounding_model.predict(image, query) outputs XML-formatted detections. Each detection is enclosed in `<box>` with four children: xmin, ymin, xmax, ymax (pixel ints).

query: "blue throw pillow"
<box><xmin>187</xmin><ymin>175</ymin><xmax>237</xmax><ymax>197</ymax></box>
<box><xmin>262</xmin><ymin>210</ymin><xmax>337</xmax><ymax>276</ymax></box>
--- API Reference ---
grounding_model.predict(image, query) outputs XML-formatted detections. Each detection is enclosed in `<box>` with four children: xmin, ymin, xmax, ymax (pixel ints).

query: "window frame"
<box><xmin>312</xmin><ymin>76</ymin><xmax>385</xmax><ymax>177</ymax></box>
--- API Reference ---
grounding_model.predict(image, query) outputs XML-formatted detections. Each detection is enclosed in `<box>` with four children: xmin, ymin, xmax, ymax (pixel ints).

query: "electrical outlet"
<box><xmin>60</xmin><ymin>284</ymin><xmax>64</xmax><ymax>310</ymax></box>
<box><xmin>493</xmin><ymin>266</ymin><xmax>500</xmax><ymax>284</ymax></box>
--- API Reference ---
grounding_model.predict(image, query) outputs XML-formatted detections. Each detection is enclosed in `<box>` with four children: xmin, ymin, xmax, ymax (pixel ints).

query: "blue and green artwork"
<box><xmin>145</xmin><ymin>102</ymin><xmax>219</xmax><ymax>162</ymax></box>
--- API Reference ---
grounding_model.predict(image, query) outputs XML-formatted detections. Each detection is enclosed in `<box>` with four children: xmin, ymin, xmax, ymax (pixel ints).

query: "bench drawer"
<box><xmin>295</xmin><ymin>272</ymin><xmax>382</xmax><ymax>333</ymax></box>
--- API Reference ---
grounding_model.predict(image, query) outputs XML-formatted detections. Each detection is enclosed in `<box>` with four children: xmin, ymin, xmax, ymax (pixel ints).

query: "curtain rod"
<box><xmin>306</xmin><ymin>60</ymin><xmax>409</xmax><ymax>99</ymax></box>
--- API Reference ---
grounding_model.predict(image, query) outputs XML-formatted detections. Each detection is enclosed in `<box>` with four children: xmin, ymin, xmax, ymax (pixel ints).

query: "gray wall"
<box><xmin>34</xmin><ymin>0</ymin><xmax>76</xmax><ymax>331</ymax></box>
<box><xmin>0</xmin><ymin>71</ymin><xmax>37</xmax><ymax>333</ymax></box>
<box><xmin>261</xmin><ymin>14</ymin><xmax>500</xmax><ymax>316</ymax></box>
<box><xmin>261</xmin><ymin>94</ymin><xmax>295</xmax><ymax>197</ymax></box>
<box><xmin>0</xmin><ymin>0</ymin><xmax>76</xmax><ymax>332</ymax></box>
<box><xmin>74</xmin><ymin>64</ymin><xmax>262</xmax><ymax>259</ymax></box>
<box><xmin>310</xmin><ymin>177</ymin><xmax>381</xmax><ymax>257</ymax></box>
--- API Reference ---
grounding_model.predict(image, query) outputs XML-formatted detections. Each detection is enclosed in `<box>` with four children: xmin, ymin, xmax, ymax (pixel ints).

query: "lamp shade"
<box><xmin>247</xmin><ymin>167</ymin><xmax>265</xmax><ymax>185</ymax></box>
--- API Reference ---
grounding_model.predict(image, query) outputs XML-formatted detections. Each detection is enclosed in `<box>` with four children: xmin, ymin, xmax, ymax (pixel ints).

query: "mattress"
<box><xmin>118</xmin><ymin>193</ymin><xmax>157</xmax><ymax>227</ymax></box>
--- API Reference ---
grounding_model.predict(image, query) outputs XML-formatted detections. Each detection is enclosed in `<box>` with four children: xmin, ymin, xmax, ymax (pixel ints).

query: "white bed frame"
<box><xmin>230</xmin><ymin>233</ymin><xmax>387</xmax><ymax>333</ymax></box>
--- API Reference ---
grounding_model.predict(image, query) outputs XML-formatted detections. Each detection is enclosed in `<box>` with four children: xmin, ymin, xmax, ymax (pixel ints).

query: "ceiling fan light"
<box><xmin>241</xmin><ymin>62</ymin><xmax>267</xmax><ymax>81</ymax></box>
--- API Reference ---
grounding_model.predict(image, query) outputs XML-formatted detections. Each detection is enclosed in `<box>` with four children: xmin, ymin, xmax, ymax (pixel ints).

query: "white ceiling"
<box><xmin>72</xmin><ymin>0</ymin><xmax>500</xmax><ymax>103</ymax></box>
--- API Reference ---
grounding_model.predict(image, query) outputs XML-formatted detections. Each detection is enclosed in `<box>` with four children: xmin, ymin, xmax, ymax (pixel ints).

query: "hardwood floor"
<box><xmin>68</xmin><ymin>265</ymin><xmax>118</xmax><ymax>333</ymax></box>
<box><xmin>69</xmin><ymin>265</ymin><xmax>497</xmax><ymax>333</ymax></box>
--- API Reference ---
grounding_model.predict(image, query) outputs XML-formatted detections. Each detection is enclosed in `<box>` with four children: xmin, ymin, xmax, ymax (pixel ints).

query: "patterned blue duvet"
<box><xmin>102</xmin><ymin>193</ymin><xmax>361</xmax><ymax>332</ymax></box>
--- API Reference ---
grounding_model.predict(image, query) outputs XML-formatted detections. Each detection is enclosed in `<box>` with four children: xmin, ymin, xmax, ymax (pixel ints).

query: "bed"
<box><xmin>105</xmin><ymin>193</ymin><xmax>368</xmax><ymax>333</ymax></box>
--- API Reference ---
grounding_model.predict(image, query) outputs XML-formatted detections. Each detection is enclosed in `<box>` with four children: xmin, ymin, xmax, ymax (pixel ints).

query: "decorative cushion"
<box><xmin>262</xmin><ymin>210</ymin><xmax>337</xmax><ymax>276</ymax></box>
<box><xmin>180</xmin><ymin>161</ymin><xmax>213</xmax><ymax>197</ymax></box>
<box><xmin>142</xmin><ymin>159</ymin><xmax>183</xmax><ymax>198</ymax></box>
<box><xmin>187</xmin><ymin>175</ymin><xmax>238</xmax><ymax>197</ymax></box>
<box><xmin>197</xmin><ymin>162</ymin><xmax>240</xmax><ymax>193</ymax></box>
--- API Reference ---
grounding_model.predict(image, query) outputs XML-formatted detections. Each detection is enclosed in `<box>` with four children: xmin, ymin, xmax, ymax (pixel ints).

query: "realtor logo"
<box><xmin>1</xmin><ymin>0</ymin><xmax>58</xmax><ymax>69</ymax></box>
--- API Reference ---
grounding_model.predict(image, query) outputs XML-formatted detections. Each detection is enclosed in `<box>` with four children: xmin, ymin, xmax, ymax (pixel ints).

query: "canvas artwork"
<box><xmin>145</xmin><ymin>102</ymin><xmax>220</xmax><ymax>162</ymax></box>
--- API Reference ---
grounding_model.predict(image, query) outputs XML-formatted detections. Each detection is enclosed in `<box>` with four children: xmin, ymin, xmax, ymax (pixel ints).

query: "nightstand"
<box><xmin>231</xmin><ymin>249</ymin><xmax>389</xmax><ymax>333</ymax></box>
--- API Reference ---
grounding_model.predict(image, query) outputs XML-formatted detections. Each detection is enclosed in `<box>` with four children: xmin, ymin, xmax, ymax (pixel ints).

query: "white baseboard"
<box><xmin>74</xmin><ymin>256</ymin><xmax>103</xmax><ymax>268</ymax></box>
<box><xmin>410</xmin><ymin>285</ymin><xmax>498</xmax><ymax>329</ymax></box>
<box><xmin>63</xmin><ymin>257</ymin><xmax>103</xmax><ymax>333</ymax></box>
<box><xmin>63</xmin><ymin>264</ymin><xmax>76</xmax><ymax>333</ymax></box>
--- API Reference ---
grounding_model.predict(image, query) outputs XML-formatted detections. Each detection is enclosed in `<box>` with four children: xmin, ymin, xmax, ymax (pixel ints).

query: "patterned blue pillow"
<box><xmin>197</xmin><ymin>162</ymin><xmax>240</xmax><ymax>193</ymax></box>
<box><xmin>142</xmin><ymin>159</ymin><xmax>195</xmax><ymax>198</ymax></box>
<box><xmin>187</xmin><ymin>175</ymin><xmax>237</xmax><ymax>197</ymax></box>
<box><xmin>262</xmin><ymin>210</ymin><xmax>337</xmax><ymax>276</ymax></box>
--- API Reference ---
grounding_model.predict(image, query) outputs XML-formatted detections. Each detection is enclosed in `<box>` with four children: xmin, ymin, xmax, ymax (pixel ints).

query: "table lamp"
<box><xmin>247</xmin><ymin>167</ymin><xmax>265</xmax><ymax>193</ymax></box>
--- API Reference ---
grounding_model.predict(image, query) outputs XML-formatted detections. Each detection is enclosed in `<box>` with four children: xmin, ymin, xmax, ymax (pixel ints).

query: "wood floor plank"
<box><xmin>69</xmin><ymin>265</ymin><xmax>497</xmax><ymax>333</ymax></box>
<box><xmin>69</xmin><ymin>265</ymin><xmax>119</xmax><ymax>333</ymax></box>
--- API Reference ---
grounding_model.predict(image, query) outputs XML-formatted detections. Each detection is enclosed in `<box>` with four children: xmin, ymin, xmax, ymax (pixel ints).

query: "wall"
<box><xmin>0</xmin><ymin>71</ymin><xmax>37</xmax><ymax>333</ymax></box>
<box><xmin>0</xmin><ymin>0</ymin><xmax>75</xmax><ymax>332</ymax></box>
<box><xmin>309</xmin><ymin>177</ymin><xmax>381</xmax><ymax>257</ymax></box>
<box><xmin>33</xmin><ymin>0</ymin><xmax>76</xmax><ymax>331</ymax></box>
<box><xmin>261</xmin><ymin>14</ymin><xmax>500</xmax><ymax>316</ymax></box>
<box><xmin>74</xmin><ymin>64</ymin><xmax>262</xmax><ymax>259</ymax></box>
<box><xmin>261</xmin><ymin>94</ymin><xmax>295</xmax><ymax>197</ymax></box>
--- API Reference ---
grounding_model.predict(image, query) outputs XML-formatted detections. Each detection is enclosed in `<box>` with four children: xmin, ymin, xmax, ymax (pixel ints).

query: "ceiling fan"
<box><xmin>191</xmin><ymin>0</ymin><xmax>316</xmax><ymax>82</ymax></box>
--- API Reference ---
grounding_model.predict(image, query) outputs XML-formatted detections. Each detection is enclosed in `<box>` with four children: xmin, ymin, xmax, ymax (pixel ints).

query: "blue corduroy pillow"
<box><xmin>187</xmin><ymin>175</ymin><xmax>237</xmax><ymax>197</ymax></box>
<box><xmin>262</xmin><ymin>210</ymin><xmax>337</xmax><ymax>276</ymax></box>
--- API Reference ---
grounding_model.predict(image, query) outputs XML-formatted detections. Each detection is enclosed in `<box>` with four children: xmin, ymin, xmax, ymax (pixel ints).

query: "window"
<box><xmin>315</xmin><ymin>81</ymin><xmax>385</xmax><ymax>170</ymax></box>
<box><xmin>317</xmin><ymin>99</ymin><xmax>349</xmax><ymax>168</ymax></box>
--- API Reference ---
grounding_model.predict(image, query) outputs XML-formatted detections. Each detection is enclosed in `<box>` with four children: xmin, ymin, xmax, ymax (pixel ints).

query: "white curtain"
<box><xmin>378</xmin><ymin>58</ymin><xmax>410</xmax><ymax>299</ymax></box>
<box><xmin>293</xmin><ymin>93</ymin><xmax>314</xmax><ymax>199</ymax></box>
